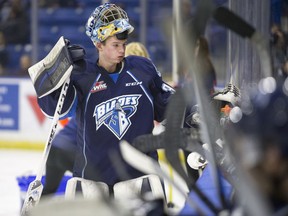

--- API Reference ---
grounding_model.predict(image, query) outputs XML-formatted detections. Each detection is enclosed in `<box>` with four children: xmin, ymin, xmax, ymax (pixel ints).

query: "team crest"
<box><xmin>93</xmin><ymin>94</ymin><xmax>141</xmax><ymax>139</ymax></box>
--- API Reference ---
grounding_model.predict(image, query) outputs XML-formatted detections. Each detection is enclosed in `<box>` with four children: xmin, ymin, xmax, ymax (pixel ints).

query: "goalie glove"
<box><xmin>65</xmin><ymin>39</ymin><xmax>86</xmax><ymax>62</ymax></box>
<box><xmin>28</xmin><ymin>36</ymin><xmax>85</xmax><ymax>98</ymax></box>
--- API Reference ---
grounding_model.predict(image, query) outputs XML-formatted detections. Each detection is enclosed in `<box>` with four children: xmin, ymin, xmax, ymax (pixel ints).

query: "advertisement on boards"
<box><xmin>0</xmin><ymin>78</ymin><xmax>62</xmax><ymax>148</ymax></box>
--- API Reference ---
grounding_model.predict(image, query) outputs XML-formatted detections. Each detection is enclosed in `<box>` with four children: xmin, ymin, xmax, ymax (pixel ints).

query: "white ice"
<box><xmin>0</xmin><ymin>149</ymin><xmax>42</xmax><ymax>216</ymax></box>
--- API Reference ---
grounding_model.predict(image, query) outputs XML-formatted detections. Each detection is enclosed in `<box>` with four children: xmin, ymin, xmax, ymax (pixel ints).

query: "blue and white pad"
<box><xmin>28</xmin><ymin>36</ymin><xmax>73</xmax><ymax>98</ymax></box>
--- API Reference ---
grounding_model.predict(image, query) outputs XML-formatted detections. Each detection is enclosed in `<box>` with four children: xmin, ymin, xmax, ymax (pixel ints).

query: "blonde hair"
<box><xmin>125</xmin><ymin>42</ymin><xmax>149</xmax><ymax>58</ymax></box>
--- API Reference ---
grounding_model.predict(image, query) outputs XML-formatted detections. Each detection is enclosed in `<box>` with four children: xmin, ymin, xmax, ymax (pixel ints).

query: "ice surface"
<box><xmin>0</xmin><ymin>149</ymin><xmax>42</xmax><ymax>216</ymax></box>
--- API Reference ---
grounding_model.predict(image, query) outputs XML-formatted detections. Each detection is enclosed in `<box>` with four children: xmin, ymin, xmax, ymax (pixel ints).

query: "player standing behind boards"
<box><xmin>41</xmin><ymin>41</ymin><xmax>152</xmax><ymax>197</ymax></box>
<box><xmin>32</xmin><ymin>3</ymin><xmax>175</xmax><ymax>195</ymax></box>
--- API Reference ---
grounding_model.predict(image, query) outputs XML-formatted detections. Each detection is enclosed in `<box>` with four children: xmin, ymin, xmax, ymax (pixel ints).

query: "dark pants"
<box><xmin>42</xmin><ymin>146</ymin><xmax>75</xmax><ymax>196</ymax></box>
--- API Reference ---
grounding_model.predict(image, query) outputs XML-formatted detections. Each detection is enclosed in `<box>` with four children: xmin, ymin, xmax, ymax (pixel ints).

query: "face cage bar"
<box><xmin>98</xmin><ymin>5</ymin><xmax>129</xmax><ymax>26</ymax></box>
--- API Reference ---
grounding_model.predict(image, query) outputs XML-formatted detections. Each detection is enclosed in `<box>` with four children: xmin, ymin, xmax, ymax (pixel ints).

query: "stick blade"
<box><xmin>213</xmin><ymin>6</ymin><xmax>256</xmax><ymax>38</ymax></box>
<box><xmin>21</xmin><ymin>179</ymin><xmax>43</xmax><ymax>216</ymax></box>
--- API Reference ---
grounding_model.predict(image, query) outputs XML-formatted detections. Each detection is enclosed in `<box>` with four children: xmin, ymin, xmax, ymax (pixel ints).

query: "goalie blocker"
<box><xmin>28</xmin><ymin>36</ymin><xmax>85</xmax><ymax>98</ymax></box>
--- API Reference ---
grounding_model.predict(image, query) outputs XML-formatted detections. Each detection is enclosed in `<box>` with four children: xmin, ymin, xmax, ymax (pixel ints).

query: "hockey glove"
<box><xmin>28</xmin><ymin>37</ymin><xmax>85</xmax><ymax>98</ymax></box>
<box><xmin>65</xmin><ymin>39</ymin><xmax>86</xmax><ymax>62</ymax></box>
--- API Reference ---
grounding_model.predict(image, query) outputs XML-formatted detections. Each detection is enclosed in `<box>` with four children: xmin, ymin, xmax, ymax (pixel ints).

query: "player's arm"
<box><xmin>145</xmin><ymin>59</ymin><xmax>175</xmax><ymax>122</ymax></box>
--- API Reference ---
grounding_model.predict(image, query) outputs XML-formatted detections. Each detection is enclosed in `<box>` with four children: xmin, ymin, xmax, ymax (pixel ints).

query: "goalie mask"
<box><xmin>85</xmin><ymin>3</ymin><xmax>134</xmax><ymax>43</ymax></box>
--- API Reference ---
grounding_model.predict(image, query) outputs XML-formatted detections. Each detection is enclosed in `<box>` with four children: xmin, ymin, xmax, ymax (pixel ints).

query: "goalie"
<box><xmin>29</xmin><ymin>3</ymin><xmax>174</xmax><ymax>197</ymax></box>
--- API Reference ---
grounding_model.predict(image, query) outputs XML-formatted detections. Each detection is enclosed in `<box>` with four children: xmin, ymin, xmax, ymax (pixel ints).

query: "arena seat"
<box><xmin>38</xmin><ymin>8</ymin><xmax>86</xmax><ymax>26</ymax></box>
<box><xmin>6</xmin><ymin>45</ymin><xmax>33</xmax><ymax>71</ymax></box>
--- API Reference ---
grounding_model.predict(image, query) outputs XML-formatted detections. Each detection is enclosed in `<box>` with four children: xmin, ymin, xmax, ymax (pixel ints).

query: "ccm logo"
<box><xmin>125</xmin><ymin>81</ymin><xmax>142</xmax><ymax>87</ymax></box>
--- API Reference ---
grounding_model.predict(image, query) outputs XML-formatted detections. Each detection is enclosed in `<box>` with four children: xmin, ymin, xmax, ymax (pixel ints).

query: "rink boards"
<box><xmin>0</xmin><ymin>77</ymin><xmax>63</xmax><ymax>149</ymax></box>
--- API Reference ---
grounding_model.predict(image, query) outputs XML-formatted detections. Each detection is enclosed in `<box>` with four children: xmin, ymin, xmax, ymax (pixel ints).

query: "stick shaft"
<box><xmin>21</xmin><ymin>77</ymin><xmax>71</xmax><ymax>215</ymax></box>
<box><xmin>35</xmin><ymin>77</ymin><xmax>71</xmax><ymax>180</ymax></box>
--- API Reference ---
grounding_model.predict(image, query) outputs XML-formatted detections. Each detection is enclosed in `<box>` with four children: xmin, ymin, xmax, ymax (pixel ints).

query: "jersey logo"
<box><xmin>125</xmin><ymin>81</ymin><xmax>142</xmax><ymax>87</ymax></box>
<box><xmin>93</xmin><ymin>94</ymin><xmax>141</xmax><ymax>140</ymax></box>
<box><xmin>90</xmin><ymin>81</ymin><xmax>107</xmax><ymax>93</ymax></box>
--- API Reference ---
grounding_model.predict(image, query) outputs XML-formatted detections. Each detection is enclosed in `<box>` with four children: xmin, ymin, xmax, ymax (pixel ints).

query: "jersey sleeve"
<box><xmin>152</xmin><ymin>79</ymin><xmax>175</xmax><ymax>122</ymax></box>
<box><xmin>37</xmin><ymin>82</ymin><xmax>77</xmax><ymax>119</ymax></box>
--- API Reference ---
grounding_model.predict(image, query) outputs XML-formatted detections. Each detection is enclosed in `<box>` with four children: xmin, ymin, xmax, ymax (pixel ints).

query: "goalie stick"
<box><xmin>21</xmin><ymin>77</ymin><xmax>70</xmax><ymax>216</ymax></box>
<box><xmin>132</xmin><ymin>127</ymin><xmax>204</xmax><ymax>154</ymax></box>
<box><xmin>21</xmin><ymin>38</ymin><xmax>73</xmax><ymax>215</ymax></box>
<box><xmin>212</xmin><ymin>6</ymin><xmax>273</xmax><ymax>216</ymax></box>
<box><xmin>161</xmin><ymin>0</ymin><xmax>229</xmax><ymax>211</ymax></box>
<box><xmin>192</xmin><ymin>4</ymin><xmax>273</xmax><ymax>216</ymax></box>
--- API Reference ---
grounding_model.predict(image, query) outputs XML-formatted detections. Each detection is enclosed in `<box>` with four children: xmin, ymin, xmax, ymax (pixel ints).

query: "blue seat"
<box><xmin>37</xmin><ymin>44</ymin><xmax>54</xmax><ymax>60</ymax></box>
<box><xmin>126</xmin><ymin>7</ymin><xmax>140</xmax><ymax>25</ymax></box>
<box><xmin>38</xmin><ymin>8</ymin><xmax>87</xmax><ymax>26</ymax></box>
<box><xmin>77</xmin><ymin>0</ymin><xmax>101</xmax><ymax>8</ymax></box>
<box><xmin>38</xmin><ymin>8</ymin><xmax>55</xmax><ymax>25</ymax></box>
<box><xmin>147</xmin><ymin>26</ymin><xmax>164</xmax><ymax>43</ymax></box>
<box><xmin>58</xmin><ymin>25</ymin><xmax>90</xmax><ymax>46</ymax></box>
<box><xmin>6</xmin><ymin>45</ymin><xmax>30</xmax><ymax>70</ymax></box>
<box><xmin>38</xmin><ymin>25</ymin><xmax>60</xmax><ymax>44</ymax></box>
<box><xmin>53</xmin><ymin>8</ymin><xmax>86</xmax><ymax>25</ymax></box>
<box><xmin>82</xmin><ymin>7</ymin><xmax>94</xmax><ymax>18</ymax></box>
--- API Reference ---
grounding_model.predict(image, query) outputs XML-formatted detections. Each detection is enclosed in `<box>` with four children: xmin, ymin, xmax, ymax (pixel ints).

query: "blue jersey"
<box><xmin>38</xmin><ymin>56</ymin><xmax>174</xmax><ymax>185</ymax></box>
<box><xmin>52</xmin><ymin>116</ymin><xmax>77</xmax><ymax>152</ymax></box>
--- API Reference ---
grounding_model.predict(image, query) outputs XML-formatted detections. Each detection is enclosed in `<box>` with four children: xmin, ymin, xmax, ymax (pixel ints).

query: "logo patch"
<box><xmin>125</xmin><ymin>81</ymin><xmax>142</xmax><ymax>87</ymax></box>
<box><xmin>93</xmin><ymin>94</ymin><xmax>141</xmax><ymax>140</ymax></box>
<box><xmin>91</xmin><ymin>81</ymin><xmax>107</xmax><ymax>93</ymax></box>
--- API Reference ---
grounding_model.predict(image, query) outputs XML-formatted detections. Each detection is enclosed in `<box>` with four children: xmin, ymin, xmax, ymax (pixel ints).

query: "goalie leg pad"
<box><xmin>65</xmin><ymin>177</ymin><xmax>109</xmax><ymax>200</ymax></box>
<box><xmin>113</xmin><ymin>174</ymin><xmax>165</xmax><ymax>200</ymax></box>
